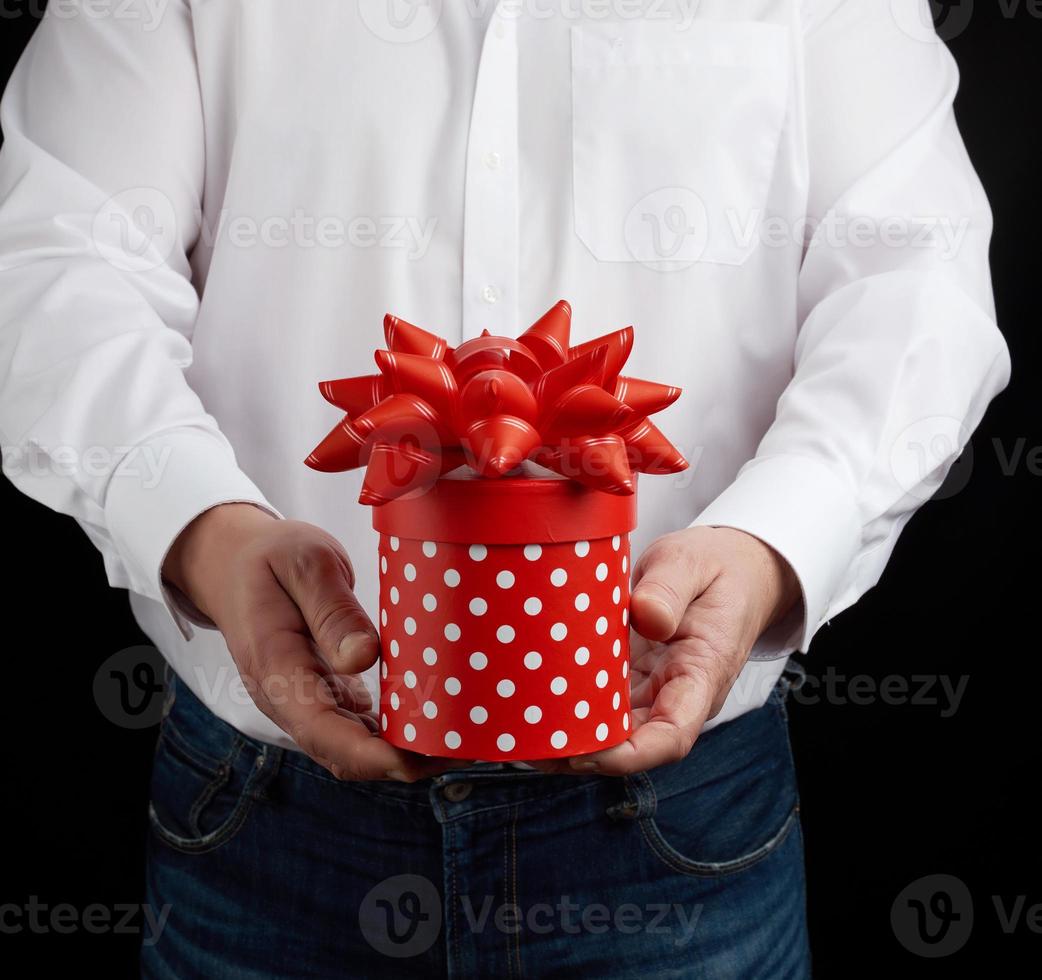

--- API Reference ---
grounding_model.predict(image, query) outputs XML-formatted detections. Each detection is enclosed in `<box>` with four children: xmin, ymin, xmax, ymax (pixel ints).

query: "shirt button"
<box><xmin>482</xmin><ymin>284</ymin><xmax>499</xmax><ymax>305</ymax></box>
<box><xmin>443</xmin><ymin>782</ymin><xmax>473</xmax><ymax>802</ymax></box>
<box><xmin>484</xmin><ymin>151</ymin><xmax>502</xmax><ymax>171</ymax></box>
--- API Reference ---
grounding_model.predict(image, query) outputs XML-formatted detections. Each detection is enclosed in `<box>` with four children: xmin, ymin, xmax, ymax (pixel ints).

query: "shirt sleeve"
<box><xmin>0</xmin><ymin>2</ymin><xmax>280</xmax><ymax>636</ymax></box>
<box><xmin>691</xmin><ymin>0</ymin><xmax>1011</xmax><ymax>658</ymax></box>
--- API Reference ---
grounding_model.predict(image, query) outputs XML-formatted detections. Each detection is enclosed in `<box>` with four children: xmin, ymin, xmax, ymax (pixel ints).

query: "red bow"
<box><xmin>305</xmin><ymin>301</ymin><xmax>688</xmax><ymax>505</ymax></box>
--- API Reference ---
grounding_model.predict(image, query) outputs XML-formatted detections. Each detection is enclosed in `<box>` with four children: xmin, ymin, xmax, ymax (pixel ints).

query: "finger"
<box><xmin>271</xmin><ymin>544</ymin><xmax>381</xmax><ymax>674</ymax></box>
<box><xmin>630</xmin><ymin>534</ymin><xmax>715</xmax><ymax>642</ymax></box>
<box><xmin>247</xmin><ymin>627</ymin><xmax>441</xmax><ymax>781</ymax></box>
<box><xmin>569</xmin><ymin>656</ymin><xmax>717</xmax><ymax>775</ymax></box>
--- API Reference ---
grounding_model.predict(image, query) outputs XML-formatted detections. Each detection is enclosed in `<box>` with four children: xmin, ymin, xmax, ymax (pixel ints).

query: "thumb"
<box><xmin>630</xmin><ymin>532</ymin><xmax>715</xmax><ymax>642</ymax></box>
<box><xmin>275</xmin><ymin>544</ymin><xmax>381</xmax><ymax>675</ymax></box>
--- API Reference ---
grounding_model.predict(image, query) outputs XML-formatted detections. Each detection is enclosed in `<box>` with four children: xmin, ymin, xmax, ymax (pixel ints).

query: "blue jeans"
<box><xmin>142</xmin><ymin>674</ymin><xmax>809</xmax><ymax>978</ymax></box>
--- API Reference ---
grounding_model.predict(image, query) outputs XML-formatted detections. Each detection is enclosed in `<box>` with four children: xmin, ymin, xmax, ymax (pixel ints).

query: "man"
<box><xmin>0</xmin><ymin>0</ymin><xmax>1007</xmax><ymax>976</ymax></box>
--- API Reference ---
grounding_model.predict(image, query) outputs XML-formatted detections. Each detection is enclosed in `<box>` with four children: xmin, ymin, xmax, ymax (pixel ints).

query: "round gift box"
<box><xmin>373</xmin><ymin>471</ymin><xmax>636</xmax><ymax>760</ymax></box>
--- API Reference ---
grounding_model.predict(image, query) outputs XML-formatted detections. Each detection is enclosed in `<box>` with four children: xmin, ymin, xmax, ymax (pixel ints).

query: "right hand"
<box><xmin>162</xmin><ymin>503</ymin><xmax>456</xmax><ymax>782</ymax></box>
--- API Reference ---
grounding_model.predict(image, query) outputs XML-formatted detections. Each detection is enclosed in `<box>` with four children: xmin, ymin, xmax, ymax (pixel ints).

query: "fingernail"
<box><xmin>385</xmin><ymin>769</ymin><xmax>410</xmax><ymax>783</ymax></box>
<box><xmin>339</xmin><ymin>631</ymin><xmax>377</xmax><ymax>657</ymax></box>
<box><xmin>570</xmin><ymin>759</ymin><xmax>599</xmax><ymax>772</ymax></box>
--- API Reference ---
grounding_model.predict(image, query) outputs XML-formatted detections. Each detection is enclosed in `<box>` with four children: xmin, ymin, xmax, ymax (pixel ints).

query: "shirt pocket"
<box><xmin>570</xmin><ymin>20</ymin><xmax>791</xmax><ymax>266</ymax></box>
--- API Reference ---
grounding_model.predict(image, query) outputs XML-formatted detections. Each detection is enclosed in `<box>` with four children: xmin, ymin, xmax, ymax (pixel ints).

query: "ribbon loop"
<box><xmin>306</xmin><ymin>302</ymin><xmax>688</xmax><ymax>504</ymax></box>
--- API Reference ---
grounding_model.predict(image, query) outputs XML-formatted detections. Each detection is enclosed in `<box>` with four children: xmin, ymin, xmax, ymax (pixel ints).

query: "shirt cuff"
<box><xmin>690</xmin><ymin>454</ymin><xmax>862</xmax><ymax>658</ymax></box>
<box><xmin>103</xmin><ymin>426</ymin><xmax>282</xmax><ymax>638</ymax></box>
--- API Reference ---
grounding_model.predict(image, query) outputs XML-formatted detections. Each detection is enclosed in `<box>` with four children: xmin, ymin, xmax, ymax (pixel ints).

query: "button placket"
<box><xmin>461</xmin><ymin>5</ymin><xmax>520</xmax><ymax>341</ymax></box>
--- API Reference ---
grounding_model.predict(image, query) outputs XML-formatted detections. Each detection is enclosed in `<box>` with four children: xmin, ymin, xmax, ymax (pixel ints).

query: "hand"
<box><xmin>162</xmin><ymin>504</ymin><xmax>456</xmax><ymax>782</ymax></box>
<box><xmin>559</xmin><ymin>526</ymin><xmax>799</xmax><ymax>775</ymax></box>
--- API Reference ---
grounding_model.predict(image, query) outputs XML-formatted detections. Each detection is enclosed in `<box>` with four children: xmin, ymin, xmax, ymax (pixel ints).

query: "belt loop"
<box><xmin>246</xmin><ymin>743</ymin><xmax>284</xmax><ymax>799</ymax></box>
<box><xmin>606</xmin><ymin>772</ymin><xmax>657</xmax><ymax>821</ymax></box>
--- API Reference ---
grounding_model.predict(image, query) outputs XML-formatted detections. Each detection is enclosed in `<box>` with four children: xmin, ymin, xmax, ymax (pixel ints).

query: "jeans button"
<box><xmin>443</xmin><ymin>782</ymin><xmax>473</xmax><ymax>802</ymax></box>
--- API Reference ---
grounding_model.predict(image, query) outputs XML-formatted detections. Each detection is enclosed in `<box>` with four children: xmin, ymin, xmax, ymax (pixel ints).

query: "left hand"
<box><xmin>536</xmin><ymin>526</ymin><xmax>800</xmax><ymax>775</ymax></box>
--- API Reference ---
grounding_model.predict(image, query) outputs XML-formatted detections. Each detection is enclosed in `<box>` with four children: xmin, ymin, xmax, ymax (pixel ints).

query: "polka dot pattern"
<box><xmin>378</xmin><ymin>532</ymin><xmax>631</xmax><ymax>760</ymax></box>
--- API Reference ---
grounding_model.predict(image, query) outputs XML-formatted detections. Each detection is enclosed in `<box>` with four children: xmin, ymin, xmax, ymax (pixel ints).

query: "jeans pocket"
<box><xmin>148</xmin><ymin>720</ymin><xmax>276</xmax><ymax>855</ymax></box>
<box><xmin>621</xmin><ymin>697</ymin><xmax>800</xmax><ymax>877</ymax></box>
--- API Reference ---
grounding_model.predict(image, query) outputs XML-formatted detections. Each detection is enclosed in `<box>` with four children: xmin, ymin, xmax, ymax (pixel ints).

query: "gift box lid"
<box><xmin>372</xmin><ymin>462</ymin><xmax>637</xmax><ymax>545</ymax></box>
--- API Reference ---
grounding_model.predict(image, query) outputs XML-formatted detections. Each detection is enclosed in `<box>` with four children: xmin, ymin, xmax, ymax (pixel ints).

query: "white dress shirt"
<box><xmin>0</xmin><ymin>0</ymin><xmax>1009</xmax><ymax>750</ymax></box>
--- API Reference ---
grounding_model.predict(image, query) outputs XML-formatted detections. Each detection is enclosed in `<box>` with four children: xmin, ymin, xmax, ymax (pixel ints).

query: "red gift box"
<box><xmin>373</xmin><ymin>469</ymin><xmax>635</xmax><ymax>759</ymax></box>
<box><xmin>305</xmin><ymin>301</ymin><xmax>688</xmax><ymax>760</ymax></box>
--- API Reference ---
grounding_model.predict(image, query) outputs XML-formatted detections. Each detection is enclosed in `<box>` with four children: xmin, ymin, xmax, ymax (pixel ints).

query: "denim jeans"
<box><xmin>142</xmin><ymin>673</ymin><xmax>809</xmax><ymax>979</ymax></box>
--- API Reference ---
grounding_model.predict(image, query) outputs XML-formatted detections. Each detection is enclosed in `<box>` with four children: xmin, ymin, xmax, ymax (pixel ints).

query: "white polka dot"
<box><xmin>444</xmin><ymin>623</ymin><xmax>461</xmax><ymax>641</ymax></box>
<box><xmin>524</xmin><ymin>705</ymin><xmax>542</xmax><ymax>724</ymax></box>
<box><xmin>423</xmin><ymin>647</ymin><xmax>438</xmax><ymax>665</ymax></box>
<box><xmin>574</xmin><ymin>592</ymin><xmax>590</xmax><ymax>612</ymax></box>
<box><xmin>497</xmin><ymin>733</ymin><xmax>516</xmax><ymax>752</ymax></box>
<box><xmin>422</xmin><ymin>541</ymin><xmax>437</xmax><ymax>558</ymax></box>
<box><xmin>622</xmin><ymin>608</ymin><xmax>629</xmax><ymax>626</ymax></box>
<box><xmin>574</xmin><ymin>646</ymin><xmax>590</xmax><ymax>666</ymax></box>
<box><xmin>381</xmin><ymin>713</ymin><xmax>388</xmax><ymax>730</ymax></box>
<box><xmin>524</xmin><ymin>597</ymin><xmax>543</xmax><ymax>616</ymax></box>
<box><xmin>423</xmin><ymin>593</ymin><xmax>437</xmax><ymax>612</ymax></box>
<box><xmin>524</xmin><ymin>651</ymin><xmax>542</xmax><ymax>670</ymax></box>
<box><xmin>622</xmin><ymin>555</ymin><xmax>629</xmax><ymax>573</ymax></box>
<box><xmin>390</xmin><ymin>586</ymin><xmax>400</xmax><ymax>605</ymax></box>
<box><xmin>595</xmin><ymin>616</ymin><xmax>608</xmax><ymax>635</ymax></box>
<box><xmin>574</xmin><ymin>540</ymin><xmax>590</xmax><ymax>557</ymax></box>
<box><xmin>550</xmin><ymin>730</ymin><xmax>568</xmax><ymax>749</ymax></box>
<box><xmin>381</xmin><ymin>609</ymin><xmax>388</xmax><ymax>626</ymax></box>
<box><xmin>596</xmin><ymin>669</ymin><xmax>609</xmax><ymax>688</ymax></box>
<box><xmin>444</xmin><ymin>676</ymin><xmax>461</xmax><ymax>695</ymax></box>
<box><xmin>550</xmin><ymin>568</ymin><xmax>568</xmax><ymax>587</ymax></box>
<box><xmin>612</xmin><ymin>691</ymin><xmax>621</xmax><ymax>710</ymax></box>
<box><xmin>403</xmin><ymin>670</ymin><xmax>417</xmax><ymax>688</ymax></box>
<box><xmin>574</xmin><ymin>700</ymin><xmax>590</xmax><ymax>719</ymax></box>
<box><xmin>623</xmin><ymin>712</ymin><xmax>630</xmax><ymax>731</ymax></box>
<box><xmin>404</xmin><ymin>563</ymin><xmax>417</xmax><ymax>582</ymax></box>
<box><xmin>381</xmin><ymin>555</ymin><xmax>388</xmax><ymax>574</ymax></box>
<box><xmin>596</xmin><ymin>723</ymin><xmax>609</xmax><ymax>742</ymax></box>
<box><xmin>381</xmin><ymin>661</ymin><xmax>388</xmax><ymax>679</ymax></box>
<box><xmin>390</xmin><ymin>536</ymin><xmax>400</xmax><ymax>552</ymax></box>
<box><xmin>469</xmin><ymin>597</ymin><xmax>488</xmax><ymax>616</ymax></box>
<box><xmin>550</xmin><ymin>676</ymin><xmax>567</xmax><ymax>695</ymax></box>
<box><xmin>612</xmin><ymin>535</ymin><xmax>621</xmax><ymax>551</ymax></box>
<box><xmin>422</xmin><ymin>700</ymin><xmax>438</xmax><ymax>719</ymax></box>
<box><xmin>550</xmin><ymin>622</ymin><xmax>567</xmax><ymax>641</ymax></box>
<box><xmin>390</xmin><ymin>691</ymin><xmax>400</xmax><ymax>710</ymax></box>
<box><xmin>524</xmin><ymin>544</ymin><xmax>542</xmax><ymax>561</ymax></box>
<box><xmin>470</xmin><ymin>705</ymin><xmax>488</xmax><ymax>725</ymax></box>
<box><xmin>469</xmin><ymin>544</ymin><xmax>487</xmax><ymax>561</ymax></box>
<box><xmin>469</xmin><ymin>651</ymin><xmax>488</xmax><ymax>671</ymax></box>
<box><xmin>595</xmin><ymin>562</ymin><xmax>608</xmax><ymax>581</ymax></box>
<box><xmin>444</xmin><ymin>730</ymin><xmax>462</xmax><ymax>749</ymax></box>
<box><xmin>496</xmin><ymin>679</ymin><xmax>516</xmax><ymax>698</ymax></box>
<box><xmin>444</xmin><ymin>568</ymin><xmax>461</xmax><ymax>587</ymax></box>
<box><xmin>612</xmin><ymin>638</ymin><xmax>622</xmax><ymax>657</ymax></box>
<box><xmin>622</xmin><ymin>661</ymin><xmax>629</xmax><ymax>679</ymax></box>
<box><xmin>389</xmin><ymin>639</ymin><xmax>400</xmax><ymax>657</ymax></box>
<box><xmin>612</xmin><ymin>586</ymin><xmax>621</xmax><ymax>605</ymax></box>
<box><xmin>497</xmin><ymin>625</ymin><xmax>515</xmax><ymax>644</ymax></box>
<box><xmin>496</xmin><ymin>570</ymin><xmax>515</xmax><ymax>589</ymax></box>
<box><xmin>404</xmin><ymin>617</ymin><xmax>417</xmax><ymax>636</ymax></box>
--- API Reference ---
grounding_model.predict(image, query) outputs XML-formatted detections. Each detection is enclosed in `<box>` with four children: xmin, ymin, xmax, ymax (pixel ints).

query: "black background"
<box><xmin>1</xmin><ymin>2</ymin><xmax>1039</xmax><ymax>976</ymax></box>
